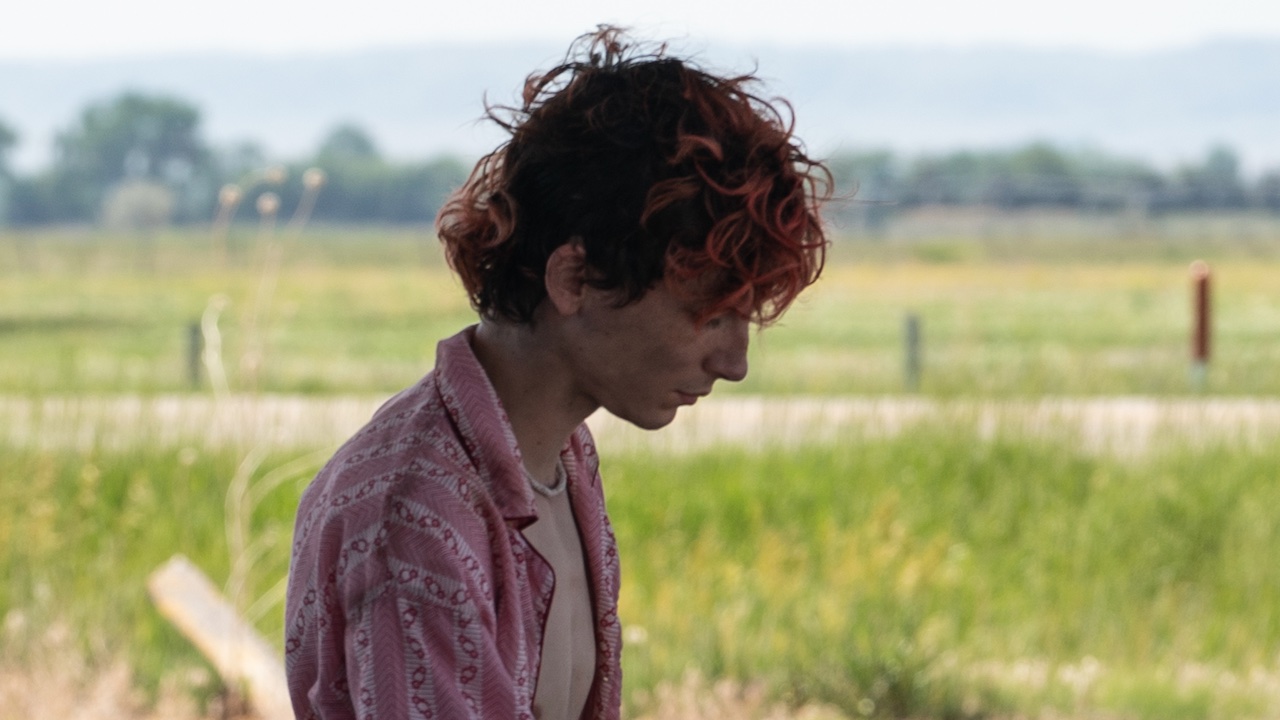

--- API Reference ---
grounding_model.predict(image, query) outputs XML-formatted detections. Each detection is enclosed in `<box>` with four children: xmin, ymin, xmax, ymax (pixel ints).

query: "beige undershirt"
<box><xmin>523</xmin><ymin>484</ymin><xmax>597</xmax><ymax>720</ymax></box>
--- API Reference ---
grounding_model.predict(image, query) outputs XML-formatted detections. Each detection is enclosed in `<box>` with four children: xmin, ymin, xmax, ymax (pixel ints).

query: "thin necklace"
<box><xmin>526</xmin><ymin>459</ymin><xmax>567</xmax><ymax>498</ymax></box>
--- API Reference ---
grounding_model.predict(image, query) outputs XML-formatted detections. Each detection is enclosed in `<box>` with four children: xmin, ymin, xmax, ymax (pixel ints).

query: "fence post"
<box><xmin>188</xmin><ymin>321</ymin><xmax>203</xmax><ymax>389</ymax></box>
<box><xmin>1190</xmin><ymin>260</ymin><xmax>1211</xmax><ymax>391</ymax></box>
<box><xmin>904</xmin><ymin>312</ymin><xmax>922</xmax><ymax>392</ymax></box>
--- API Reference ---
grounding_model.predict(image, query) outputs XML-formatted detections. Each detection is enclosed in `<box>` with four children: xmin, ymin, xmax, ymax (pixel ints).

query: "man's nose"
<box><xmin>707</xmin><ymin>317</ymin><xmax>749</xmax><ymax>383</ymax></box>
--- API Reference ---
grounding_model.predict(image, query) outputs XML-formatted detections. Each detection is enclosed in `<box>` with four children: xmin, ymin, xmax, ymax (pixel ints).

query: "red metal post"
<box><xmin>1191</xmin><ymin>260</ymin><xmax>1211</xmax><ymax>364</ymax></box>
<box><xmin>1190</xmin><ymin>260</ymin><xmax>1211</xmax><ymax>391</ymax></box>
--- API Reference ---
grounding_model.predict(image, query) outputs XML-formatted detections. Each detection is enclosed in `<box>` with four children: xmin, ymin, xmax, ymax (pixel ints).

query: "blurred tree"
<box><xmin>15</xmin><ymin>109</ymin><xmax>1280</xmax><ymax>226</ymax></box>
<box><xmin>1003</xmin><ymin>142</ymin><xmax>1082</xmax><ymax>207</ymax></box>
<box><xmin>47</xmin><ymin>92</ymin><xmax>212</xmax><ymax>222</ymax></box>
<box><xmin>315</xmin><ymin>124</ymin><xmax>381</xmax><ymax>164</ymax></box>
<box><xmin>887</xmin><ymin>143</ymin><xmax>1169</xmax><ymax>213</ymax></box>
<box><xmin>300</xmin><ymin>123</ymin><xmax>467</xmax><ymax>224</ymax></box>
<box><xmin>1174</xmin><ymin>145</ymin><xmax>1248</xmax><ymax>209</ymax></box>
<box><xmin>214</xmin><ymin>141</ymin><xmax>270</xmax><ymax>182</ymax></box>
<box><xmin>0</xmin><ymin>117</ymin><xmax>15</xmax><ymax>225</ymax></box>
<box><xmin>1256</xmin><ymin>170</ymin><xmax>1280</xmax><ymax>213</ymax></box>
<box><xmin>1071</xmin><ymin>151</ymin><xmax>1165</xmax><ymax>214</ymax></box>
<box><xmin>0</xmin><ymin>117</ymin><xmax>15</xmax><ymax>175</ymax></box>
<box><xmin>902</xmin><ymin>151</ymin><xmax>1002</xmax><ymax>205</ymax></box>
<box><xmin>307</xmin><ymin>124</ymin><xmax>387</xmax><ymax>221</ymax></box>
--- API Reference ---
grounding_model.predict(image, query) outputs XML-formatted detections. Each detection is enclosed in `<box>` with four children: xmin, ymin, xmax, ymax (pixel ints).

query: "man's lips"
<box><xmin>675</xmin><ymin>390</ymin><xmax>708</xmax><ymax>405</ymax></box>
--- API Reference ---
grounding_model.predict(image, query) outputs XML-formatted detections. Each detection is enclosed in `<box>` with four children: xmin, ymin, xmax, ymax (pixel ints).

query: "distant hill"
<box><xmin>2</xmin><ymin>38</ymin><xmax>1279</xmax><ymax>173</ymax></box>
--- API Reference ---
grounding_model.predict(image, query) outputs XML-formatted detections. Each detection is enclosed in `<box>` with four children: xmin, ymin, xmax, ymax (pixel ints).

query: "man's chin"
<box><xmin>612</xmin><ymin>406</ymin><xmax>679</xmax><ymax>431</ymax></box>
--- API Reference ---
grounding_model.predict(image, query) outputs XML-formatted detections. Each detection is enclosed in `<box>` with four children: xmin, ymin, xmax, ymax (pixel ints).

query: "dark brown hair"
<box><xmin>436</xmin><ymin>26</ymin><xmax>831</xmax><ymax>325</ymax></box>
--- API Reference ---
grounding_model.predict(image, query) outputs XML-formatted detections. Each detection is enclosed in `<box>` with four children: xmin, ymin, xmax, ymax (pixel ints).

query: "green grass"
<box><xmin>3</xmin><ymin>217</ymin><xmax>1280</xmax><ymax>717</ymax></box>
<box><xmin>0</xmin><ymin>442</ymin><xmax>310</xmax><ymax>701</ymax></box>
<box><xmin>3</xmin><ymin>428</ymin><xmax>1279</xmax><ymax>718</ymax></box>
<box><xmin>3</xmin><ymin>220</ymin><xmax>1280</xmax><ymax>396</ymax></box>
<box><xmin>0</xmin><ymin>226</ymin><xmax>473</xmax><ymax>395</ymax></box>
<box><xmin>753</xmin><ymin>258</ymin><xmax>1280</xmax><ymax>396</ymax></box>
<box><xmin>606</xmin><ymin>437</ymin><xmax>1280</xmax><ymax>718</ymax></box>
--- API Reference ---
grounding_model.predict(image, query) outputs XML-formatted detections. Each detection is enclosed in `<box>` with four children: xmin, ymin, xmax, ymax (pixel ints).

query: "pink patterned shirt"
<box><xmin>285</xmin><ymin>327</ymin><xmax>623</xmax><ymax>719</ymax></box>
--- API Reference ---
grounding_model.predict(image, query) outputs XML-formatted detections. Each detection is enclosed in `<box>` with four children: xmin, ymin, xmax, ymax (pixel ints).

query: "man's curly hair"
<box><xmin>436</xmin><ymin>26</ymin><xmax>831</xmax><ymax>326</ymax></box>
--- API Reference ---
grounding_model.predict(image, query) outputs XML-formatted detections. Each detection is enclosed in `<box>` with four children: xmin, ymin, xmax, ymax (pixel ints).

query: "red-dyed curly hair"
<box><xmin>436</xmin><ymin>26</ymin><xmax>831</xmax><ymax>326</ymax></box>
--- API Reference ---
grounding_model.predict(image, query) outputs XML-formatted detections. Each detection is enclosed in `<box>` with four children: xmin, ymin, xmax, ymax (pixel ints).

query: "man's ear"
<box><xmin>544</xmin><ymin>240</ymin><xmax>588</xmax><ymax>316</ymax></box>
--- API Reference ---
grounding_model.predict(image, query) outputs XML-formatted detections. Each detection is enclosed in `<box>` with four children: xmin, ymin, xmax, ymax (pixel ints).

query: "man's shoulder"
<box><xmin>295</xmin><ymin>373</ymin><xmax>486</xmax><ymax>536</ymax></box>
<box><xmin>335</xmin><ymin>374</ymin><xmax>466</xmax><ymax>465</ymax></box>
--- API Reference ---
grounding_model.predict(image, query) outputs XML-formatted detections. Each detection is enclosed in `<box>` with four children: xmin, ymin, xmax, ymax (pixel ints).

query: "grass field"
<box><xmin>3</xmin><ymin>215</ymin><xmax>1280</xmax><ymax>397</ymax></box>
<box><xmin>2</xmin><ymin>214</ymin><xmax>1279</xmax><ymax>718</ymax></box>
<box><xmin>3</xmin><ymin>422</ymin><xmax>1279</xmax><ymax>719</ymax></box>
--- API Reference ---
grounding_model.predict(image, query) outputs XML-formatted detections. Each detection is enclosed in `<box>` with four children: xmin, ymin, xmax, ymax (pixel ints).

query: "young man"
<box><xmin>285</xmin><ymin>27</ymin><xmax>830</xmax><ymax>720</ymax></box>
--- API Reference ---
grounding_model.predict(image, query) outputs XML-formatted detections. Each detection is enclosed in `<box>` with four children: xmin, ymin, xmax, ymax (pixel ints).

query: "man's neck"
<box><xmin>470</xmin><ymin>319</ymin><xmax>596</xmax><ymax>484</ymax></box>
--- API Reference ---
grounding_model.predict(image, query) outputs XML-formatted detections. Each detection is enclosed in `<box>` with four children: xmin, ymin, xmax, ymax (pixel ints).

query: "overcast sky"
<box><xmin>6</xmin><ymin>0</ymin><xmax>1280</xmax><ymax>59</ymax></box>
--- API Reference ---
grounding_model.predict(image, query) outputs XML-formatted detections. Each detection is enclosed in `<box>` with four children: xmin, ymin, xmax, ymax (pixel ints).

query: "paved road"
<box><xmin>4</xmin><ymin>394</ymin><xmax>1280</xmax><ymax>457</ymax></box>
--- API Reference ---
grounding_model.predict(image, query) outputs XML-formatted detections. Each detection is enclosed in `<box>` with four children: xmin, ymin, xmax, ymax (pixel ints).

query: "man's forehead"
<box><xmin>665</xmin><ymin>273</ymin><xmax>754</xmax><ymax>318</ymax></box>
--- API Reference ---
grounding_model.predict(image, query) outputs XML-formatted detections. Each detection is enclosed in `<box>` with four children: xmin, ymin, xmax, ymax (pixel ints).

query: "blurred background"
<box><xmin>2</xmin><ymin>2</ymin><xmax>1280</xmax><ymax>719</ymax></box>
<box><xmin>5</xmin><ymin>1</ymin><xmax>1280</xmax><ymax>228</ymax></box>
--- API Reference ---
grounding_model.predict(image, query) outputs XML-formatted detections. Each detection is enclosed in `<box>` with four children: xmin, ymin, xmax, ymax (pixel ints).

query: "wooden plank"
<box><xmin>147</xmin><ymin>555</ymin><xmax>294</xmax><ymax>720</ymax></box>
